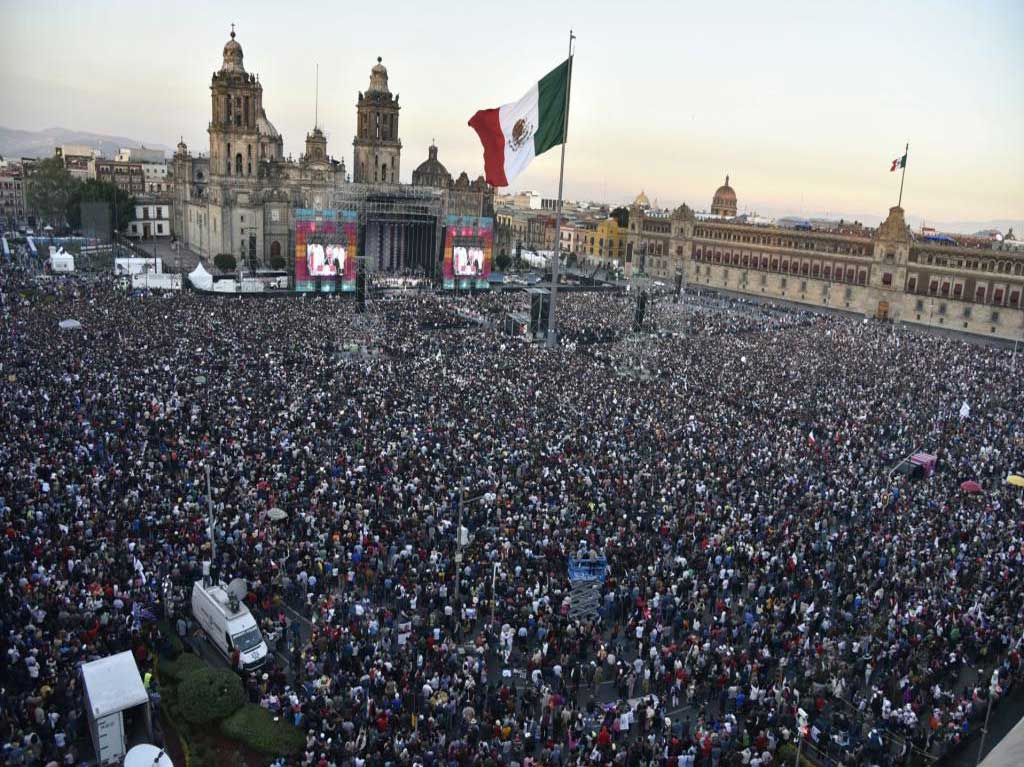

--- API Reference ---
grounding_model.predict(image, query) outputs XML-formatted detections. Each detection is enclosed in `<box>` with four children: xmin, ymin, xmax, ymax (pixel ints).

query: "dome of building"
<box><xmin>368</xmin><ymin>56</ymin><xmax>390</xmax><ymax>94</ymax></box>
<box><xmin>256</xmin><ymin>107</ymin><xmax>280</xmax><ymax>138</ymax></box>
<box><xmin>411</xmin><ymin>143</ymin><xmax>451</xmax><ymax>188</ymax></box>
<box><xmin>221</xmin><ymin>27</ymin><xmax>245</xmax><ymax>73</ymax></box>
<box><xmin>711</xmin><ymin>175</ymin><xmax>737</xmax><ymax>217</ymax></box>
<box><xmin>633</xmin><ymin>190</ymin><xmax>650</xmax><ymax>208</ymax></box>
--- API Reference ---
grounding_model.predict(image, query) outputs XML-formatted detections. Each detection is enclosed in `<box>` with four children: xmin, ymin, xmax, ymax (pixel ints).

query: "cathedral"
<box><xmin>171</xmin><ymin>28</ymin><xmax>492</xmax><ymax>273</ymax></box>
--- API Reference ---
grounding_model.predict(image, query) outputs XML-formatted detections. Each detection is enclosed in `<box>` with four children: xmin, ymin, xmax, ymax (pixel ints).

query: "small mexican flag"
<box><xmin>468</xmin><ymin>58</ymin><xmax>572</xmax><ymax>187</ymax></box>
<box><xmin>890</xmin><ymin>153</ymin><xmax>907</xmax><ymax>172</ymax></box>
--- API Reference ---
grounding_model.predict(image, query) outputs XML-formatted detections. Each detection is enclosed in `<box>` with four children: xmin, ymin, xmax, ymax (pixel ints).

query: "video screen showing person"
<box><xmin>305</xmin><ymin>242</ymin><xmax>347</xmax><ymax>276</ymax></box>
<box><xmin>453</xmin><ymin>245</ymin><xmax>485</xmax><ymax>276</ymax></box>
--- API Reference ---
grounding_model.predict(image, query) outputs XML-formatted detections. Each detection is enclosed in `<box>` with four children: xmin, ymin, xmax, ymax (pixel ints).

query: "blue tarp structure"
<box><xmin>568</xmin><ymin>556</ymin><xmax>608</xmax><ymax>583</ymax></box>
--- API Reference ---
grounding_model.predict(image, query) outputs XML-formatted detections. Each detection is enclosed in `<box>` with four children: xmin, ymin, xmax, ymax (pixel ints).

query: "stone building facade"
<box><xmin>170</xmin><ymin>30</ymin><xmax>491</xmax><ymax>274</ymax></box>
<box><xmin>0</xmin><ymin>163</ymin><xmax>27</xmax><ymax>227</ymax></box>
<box><xmin>622</xmin><ymin>178</ymin><xmax>1024</xmax><ymax>341</ymax></box>
<box><xmin>94</xmin><ymin>159</ymin><xmax>145</xmax><ymax>195</ymax></box>
<box><xmin>353</xmin><ymin>58</ymin><xmax>401</xmax><ymax>184</ymax></box>
<box><xmin>410</xmin><ymin>143</ymin><xmax>493</xmax><ymax>218</ymax></box>
<box><xmin>171</xmin><ymin>29</ymin><xmax>347</xmax><ymax>266</ymax></box>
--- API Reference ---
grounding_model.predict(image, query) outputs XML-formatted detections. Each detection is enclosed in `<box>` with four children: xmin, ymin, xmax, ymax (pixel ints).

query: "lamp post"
<box><xmin>205</xmin><ymin>461</ymin><xmax>216</xmax><ymax>561</ymax></box>
<box><xmin>452</xmin><ymin>488</ymin><xmax>488</xmax><ymax>610</ymax></box>
<box><xmin>976</xmin><ymin>671</ymin><xmax>999</xmax><ymax>766</ymax></box>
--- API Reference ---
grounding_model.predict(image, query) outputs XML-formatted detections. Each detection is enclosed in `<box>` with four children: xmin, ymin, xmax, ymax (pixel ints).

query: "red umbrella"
<box><xmin>960</xmin><ymin>480</ymin><xmax>983</xmax><ymax>494</ymax></box>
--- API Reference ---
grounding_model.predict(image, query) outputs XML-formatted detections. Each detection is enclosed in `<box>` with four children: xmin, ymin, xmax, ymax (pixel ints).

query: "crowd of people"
<box><xmin>1</xmin><ymin>261</ymin><xmax>1022</xmax><ymax>767</ymax></box>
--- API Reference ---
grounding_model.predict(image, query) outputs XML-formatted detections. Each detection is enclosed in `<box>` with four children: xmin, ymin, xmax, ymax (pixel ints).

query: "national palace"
<box><xmin>604</xmin><ymin>178</ymin><xmax>1023</xmax><ymax>341</ymax></box>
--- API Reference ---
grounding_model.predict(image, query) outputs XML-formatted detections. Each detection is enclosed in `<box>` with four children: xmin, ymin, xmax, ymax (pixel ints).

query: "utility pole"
<box><xmin>976</xmin><ymin>673</ymin><xmax>998</xmax><ymax>766</ymax></box>
<box><xmin>205</xmin><ymin>462</ymin><xmax>216</xmax><ymax>561</ymax></box>
<box><xmin>490</xmin><ymin>562</ymin><xmax>498</xmax><ymax>626</ymax></box>
<box><xmin>453</xmin><ymin>486</ymin><xmax>464</xmax><ymax>606</ymax></box>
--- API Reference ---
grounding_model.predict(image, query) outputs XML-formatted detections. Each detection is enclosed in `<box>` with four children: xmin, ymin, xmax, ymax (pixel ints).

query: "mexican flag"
<box><xmin>890</xmin><ymin>153</ymin><xmax>907</xmax><ymax>172</ymax></box>
<box><xmin>468</xmin><ymin>58</ymin><xmax>572</xmax><ymax>187</ymax></box>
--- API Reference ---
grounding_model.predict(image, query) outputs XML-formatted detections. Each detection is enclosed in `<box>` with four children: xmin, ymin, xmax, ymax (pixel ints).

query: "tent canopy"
<box><xmin>58</xmin><ymin>319</ymin><xmax>82</xmax><ymax>330</ymax></box>
<box><xmin>81</xmin><ymin>651</ymin><xmax>148</xmax><ymax>717</ymax></box>
<box><xmin>1007</xmin><ymin>474</ymin><xmax>1024</xmax><ymax>488</ymax></box>
<box><xmin>188</xmin><ymin>262</ymin><xmax>214</xmax><ymax>291</ymax></box>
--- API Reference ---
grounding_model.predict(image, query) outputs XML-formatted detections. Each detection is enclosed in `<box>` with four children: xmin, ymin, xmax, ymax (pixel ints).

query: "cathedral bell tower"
<box><xmin>353</xmin><ymin>57</ymin><xmax>401</xmax><ymax>184</ymax></box>
<box><xmin>209</xmin><ymin>26</ymin><xmax>265</xmax><ymax>180</ymax></box>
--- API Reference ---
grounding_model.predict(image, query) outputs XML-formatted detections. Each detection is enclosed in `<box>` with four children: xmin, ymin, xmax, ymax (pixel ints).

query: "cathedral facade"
<box><xmin>171</xmin><ymin>29</ymin><xmax>491</xmax><ymax>274</ymax></box>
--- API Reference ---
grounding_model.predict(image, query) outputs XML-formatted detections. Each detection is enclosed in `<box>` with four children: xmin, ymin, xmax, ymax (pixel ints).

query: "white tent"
<box><xmin>188</xmin><ymin>262</ymin><xmax>214</xmax><ymax>291</ymax></box>
<box><xmin>50</xmin><ymin>249</ymin><xmax>75</xmax><ymax>273</ymax></box>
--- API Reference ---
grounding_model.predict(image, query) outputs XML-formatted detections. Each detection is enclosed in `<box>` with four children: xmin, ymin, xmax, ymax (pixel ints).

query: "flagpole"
<box><xmin>897</xmin><ymin>141</ymin><xmax>908</xmax><ymax>208</ymax></box>
<box><xmin>546</xmin><ymin>31</ymin><xmax>575</xmax><ymax>346</ymax></box>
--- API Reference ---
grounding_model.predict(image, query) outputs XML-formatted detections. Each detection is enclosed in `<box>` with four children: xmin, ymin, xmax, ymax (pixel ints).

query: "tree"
<box><xmin>494</xmin><ymin>251</ymin><xmax>512</xmax><ymax>272</ymax></box>
<box><xmin>214</xmin><ymin>253</ymin><xmax>237</xmax><ymax>271</ymax></box>
<box><xmin>25</xmin><ymin>157</ymin><xmax>77</xmax><ymax>230</ymax></box>
<box><xmin>610</xmin><ymin>207</ymin><xmax>629</xmax><ymax>229</ymax></box>
<box><xmin>178</xmin><ymin>667</ymin><xmax>245</xmax><ymax>724</ymax></box>
<box><xmin>66</xmin><ymin>178</ymin><xmax>136</xmax><ymax>234</ymax></box>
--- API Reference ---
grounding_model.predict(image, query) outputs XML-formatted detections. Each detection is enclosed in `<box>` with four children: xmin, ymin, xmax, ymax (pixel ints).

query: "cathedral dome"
<box><xmin>711</xmin><ymin>175</ymin><xmax>737</xmax><ymax>216</ymax></box>
<box><xmin>368</xmin><ymin>56</ymin><xmax>390</xmax><ymax>94</ymax></box>
<box><xmin>221</xmin><ymin>28</ymin><xmax>245</xmax><ymax>73</ymax></box>
<box><xmin>412</xmin><ymin>143</ymin><xmax>450</xmax><ymax>187</ymax></box>
<box><xmin>633</xmin><ymin>190</ymin><xmax>650</xmax><ymax>208</ymax></box>
<box><xmin>256</xmin><ymin>107</ymin><xmax>280</xmax><ymax>138</ymax></box>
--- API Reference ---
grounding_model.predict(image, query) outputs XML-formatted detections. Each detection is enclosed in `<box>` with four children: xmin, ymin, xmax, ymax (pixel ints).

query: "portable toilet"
<box><xmin>81</xmin><ymin>651</ymin><xmax>152</xmax><ymax>765</ymax></box>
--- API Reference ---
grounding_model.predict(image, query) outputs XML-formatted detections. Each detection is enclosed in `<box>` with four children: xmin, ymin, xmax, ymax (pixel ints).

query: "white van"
<box><xmin>190</xmin><ymin>580</ymin><xmax>268</xmax><ymax>671</ymax></box>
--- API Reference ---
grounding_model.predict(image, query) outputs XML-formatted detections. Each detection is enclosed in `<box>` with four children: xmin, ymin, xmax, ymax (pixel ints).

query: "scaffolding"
<box><xmin>328</xmin><ymin>183</ymin><xmax>447</xmax><ymax>281</ymax></box>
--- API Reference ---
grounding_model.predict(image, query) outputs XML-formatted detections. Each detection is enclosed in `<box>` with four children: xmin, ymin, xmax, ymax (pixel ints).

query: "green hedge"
<box><xmin>157</xmin><ymin>652</ymin><xmax>206</xmax><ymax>684</ymax></box>
<box><xmin>776</xmin><ymin>742</ymin><xmax>816</xmax><ymax>767</ymax></box>
<box><xmin>178</xmin><ymin>667</ymin><xmax>246</xmax><ymax>724</ymax></box>
<box><xmin>219</xmin><ymin>704</ymin><xmax>306</xmax><ymax>756</ymax></box>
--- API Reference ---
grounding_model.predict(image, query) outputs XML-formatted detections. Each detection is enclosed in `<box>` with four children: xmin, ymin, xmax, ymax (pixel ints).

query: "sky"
<box><xmin>1</xmin><ymin>0</ymin><xmax>1021</xmax><ymax>227</ymax></box>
